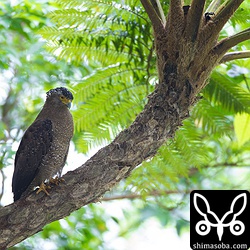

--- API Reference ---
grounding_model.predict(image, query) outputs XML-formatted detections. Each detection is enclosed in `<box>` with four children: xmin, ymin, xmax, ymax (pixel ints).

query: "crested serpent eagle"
<box><xmin>12</xmin><ymin>87</ymin><xmax>74</xmax><ymax>201</ymax></box>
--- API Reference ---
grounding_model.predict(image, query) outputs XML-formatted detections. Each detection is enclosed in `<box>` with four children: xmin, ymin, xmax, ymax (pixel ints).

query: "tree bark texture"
<box><xmin>0</xmin><ymin>0</ymin><xmax>248</xmax><ymax>248</ymax></box>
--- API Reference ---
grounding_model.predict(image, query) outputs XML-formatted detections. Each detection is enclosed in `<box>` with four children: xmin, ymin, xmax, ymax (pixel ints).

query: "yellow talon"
<box><xmin>36</xmin><ymin>182</ymin><xmax>51</xmax><ymax>196</ymax></box>
<box><xmin>49</xmin><ymin>176</ymin><xmax>65</xmax><ymax>186</ymax></box>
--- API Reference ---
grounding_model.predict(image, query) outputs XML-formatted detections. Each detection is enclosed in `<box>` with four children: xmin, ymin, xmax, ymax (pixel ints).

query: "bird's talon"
<box><xmin>49</xmin><ymin>176</ymin><xmax>65</xmax><ymax>185</ymax></box>
<box><xmin>36</xmin><ymin>182</ymin><xmax>50</xmax><ymax>196</ymax></box>
<box><xmin>59</xmin><ymin>177</ymin><xmax>65</xmax><ymax>183</ymax></box>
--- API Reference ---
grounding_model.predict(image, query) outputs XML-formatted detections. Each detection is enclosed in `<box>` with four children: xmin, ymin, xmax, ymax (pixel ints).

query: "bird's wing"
<box><xmin>12</xmin><ymin>119</ymin><xmax>53</xmax><ymax>201</ymax></box>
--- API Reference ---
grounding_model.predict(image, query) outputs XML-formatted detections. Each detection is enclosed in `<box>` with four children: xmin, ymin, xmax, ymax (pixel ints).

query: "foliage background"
<box><xmin>0</xmin><ymin>0</ymin><xmax>249</xmax><ymax>249</ymax></box>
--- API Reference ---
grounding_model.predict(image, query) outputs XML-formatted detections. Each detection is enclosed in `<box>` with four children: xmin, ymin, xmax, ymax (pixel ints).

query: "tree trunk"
<box><xmin>0</xmin><ymin>0</ymin><xmax>248</xmax><ymax>248</ymax></box>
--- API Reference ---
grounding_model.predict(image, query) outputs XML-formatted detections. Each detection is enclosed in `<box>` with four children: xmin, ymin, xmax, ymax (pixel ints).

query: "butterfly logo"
<box><xmin>193</xmin><ymin>193</ymin><xmax>247</xmax><ymax>241</ymax></box>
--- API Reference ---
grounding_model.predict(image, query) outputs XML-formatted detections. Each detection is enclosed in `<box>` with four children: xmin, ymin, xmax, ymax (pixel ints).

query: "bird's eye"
<box><xmin>60</xmin><ymin>95</ymin><xmax>64</xmax><ymax>100</ymax></box>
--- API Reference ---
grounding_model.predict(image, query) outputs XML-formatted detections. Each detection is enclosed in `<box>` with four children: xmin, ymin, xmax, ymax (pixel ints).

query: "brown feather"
<box><xmin>12</xmin><ymin>119</ymin><xmax>53</xmax><ymax>201</ymax></box>
<box><xmin>12</xmin><ymin>87</ymin><xmax>74</xmax><ymax>201</ymax></box>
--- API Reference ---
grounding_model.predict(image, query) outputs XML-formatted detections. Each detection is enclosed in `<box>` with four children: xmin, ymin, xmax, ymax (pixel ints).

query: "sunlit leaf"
<box><xmin>234</xmin><ymin>113</ymin><xmax>250</xmax><ymax>147</ymax></box>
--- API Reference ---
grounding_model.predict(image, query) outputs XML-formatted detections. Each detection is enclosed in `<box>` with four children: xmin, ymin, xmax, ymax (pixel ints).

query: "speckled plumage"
<box><xmin>12</xmin><ymin>87</ymin><xmax>74</xmax><ymax>201</ymax></box>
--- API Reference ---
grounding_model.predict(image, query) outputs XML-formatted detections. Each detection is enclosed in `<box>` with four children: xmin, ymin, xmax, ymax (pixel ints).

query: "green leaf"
<box><xmin>192</xmin><ymin>98</ymin><xmax>233</xmax><ymax>135</ymax></box>
<box><xmin>204</xmin><ymin>71</ymin><xmax>250</xmax><ymax>114</ymax></box>
<box><xmin>234</xmin><ymin>113</ymin><xmax>250</xmax><ymax>147</ymax></box>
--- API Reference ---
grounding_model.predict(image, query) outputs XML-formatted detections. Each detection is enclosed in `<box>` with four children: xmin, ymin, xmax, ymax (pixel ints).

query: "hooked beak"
<box><xmin>66</xmin><ymin>101</ymin><xmax>72</xmax><ymax>109</ymax></box>
<box><xmin>62</xmin><ymin>98</ymin><xmax>72</xmax><ymax>109</ymax></box>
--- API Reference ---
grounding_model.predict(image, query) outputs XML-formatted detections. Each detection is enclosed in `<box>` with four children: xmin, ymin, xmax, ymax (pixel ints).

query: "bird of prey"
<box><xmin>12</xmin><ymin>87</ymin><xmax>74</xmax><ymax>201</ymax></box>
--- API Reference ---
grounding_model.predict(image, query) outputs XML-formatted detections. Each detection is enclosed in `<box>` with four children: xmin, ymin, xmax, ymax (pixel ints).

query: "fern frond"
<box><xmin>73</xmin><ymin>80</ymin><xmax>148</xmax><ymax>133</ymax></box>
<box><xmin>40</xmin><ymin>0</ymin><xmax>153</xmax><ymax>66</ymax></box>
<box><xmin>204</xmin><ymin>71</ymin><xmax>250</xmax><ymax>114</ymax></box>
<box><xmin>128</xmin><ymin>156</ymin><xmax>178</xmax><ymax>194</ymax></box>
<box><xmin>41</xmin><ymin>22</ymin><xmax>152</xmax><ymax>64</ymax></box>
<box><xmin>191</xmin><ymin>98</ymin><xmax>233</xmax><ymax>135</ymax></box>
<box><xmin>55</xmin><ymin>0</ymin><xmax>147</xmax><ymax>21</ymax></box>
<box><xmin>174</xmin><ymin>119</ymin><xmax>209</xmax><ymax>167</ymax></box>
<box><xmin>46</xmin><ymin>43</ymin><xmax>130</xmax><ymax>65</ymax></box>
<box><xmin>72</xmin><ymin>76</ymin><xmax>150</xmax><ymax>152</ymax></box>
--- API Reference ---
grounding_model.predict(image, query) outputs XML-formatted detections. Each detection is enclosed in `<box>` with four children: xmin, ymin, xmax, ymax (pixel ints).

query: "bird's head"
<box><xmin>46</xmin><ymin>87</ymin><xmax>74</xmax><ymax>108</ymax></box>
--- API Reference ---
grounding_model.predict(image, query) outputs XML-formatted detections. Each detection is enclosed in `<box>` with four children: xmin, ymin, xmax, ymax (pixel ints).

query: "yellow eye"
<box><xmin>60</xmin><ymin>95</ymin><xmax>65</xmax><ymax>100</ymax></box>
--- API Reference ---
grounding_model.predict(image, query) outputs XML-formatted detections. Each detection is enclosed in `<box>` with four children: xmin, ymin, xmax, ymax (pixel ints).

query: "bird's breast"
<box><xmin>52</xmin><ymin>113</ymin><xmax>74</xmax><ymax>141</ymax></box>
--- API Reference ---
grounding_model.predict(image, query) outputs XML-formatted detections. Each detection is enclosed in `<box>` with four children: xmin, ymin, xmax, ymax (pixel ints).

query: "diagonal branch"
<box><xmin>205</xmin><ymin>0</ymin><xmax>222</xmax><ymax>13</ymax></box>
<box><xmin>102</xmin><ymin>190</ymin><xmax>186</xmax><ymax>201</ymax></box>
<box><xmin>220</xmin><ymin>51</ymin><xmax>250</xmax><ymax>64</ymax></box>
<box><xmin>140</xmin><ymin>0</ymin><xmax>164</xmax><ymax>32</ymax></box>
<box><xmin>212</xmin><ymin>0</ymin><xmax>244</xmax><ymax>33</ymax></box>
<box><xmin>214</xmin><ymin>28</ymin><xmax>250</xmax><ymax>57</ymax></box>
<box><xmin>185</xmin><ymin>0</ymin><xmax>206</xmax><ymax>42</ymax></box>
<box><xmin>150</xmin><ymin>0</ymin><xmax>166</xmax><ymax>26</ymax></box>
<box><xmin>200</xmin><ymin>0</ymin><xmax>244</xmax><ymax>45</ymax></box>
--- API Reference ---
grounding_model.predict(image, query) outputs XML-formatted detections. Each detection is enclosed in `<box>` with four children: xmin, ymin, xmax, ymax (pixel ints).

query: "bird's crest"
<box><xmin>46</xmin><ymin>87</ymin><xmax>73</xmax><ymax>100</ymax></box>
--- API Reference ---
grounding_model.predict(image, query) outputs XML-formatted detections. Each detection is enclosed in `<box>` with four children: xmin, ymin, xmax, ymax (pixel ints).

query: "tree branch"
<box><xmin>205</xmin><ymin>0</ymin><xmax>222</xmax><ymax>13</ymax></box>
<box><xmin>164</xmin><ymin>0</ymin><xmax>184</xmax><ymax>64</ymax></box>
<box><xmin>215</xmin><ymin>28</ymin><xmax>250</xmax><ymax>56</ymax></box>
<box><xmin>220</xmin><ymin>51</ymin><xmax>250</xmax><ymax>64</ymax></box>
<box><xmin>212</xmin><ymin>0</ymin><xmax>244</xmax><ymax>33</ymax></box>
<box><xmin>140</xmin><ymin>0</ymin><xmax>164</xmax><ymax>32</ymax></box>
<box><xmin>102</xmin><ymin>190</ymin><xmax>186</xmax><ymax>201</ymax></box>
<box><xmin>103</xmin><ymin>161</ymin><xmax>250</xmax><ymax>202</ymax></box>
<box><xmin>150</xmin><ymin>0</ymin><xmax>166</xmax><ymax>26</ymax></box>
<box><xmin>166</xmin><ymin>0</ymin><xmax>183</xmax><ymax>33</ymax></box>
<box><xmin>198</xmin><ymin>0</ymin><xmax>244</xmax><ymax>52</ymax></box>
<box><xmin>185</xmin><ymin>0</ymin><xmax>206</xmax><ymax>42</ymax></box>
